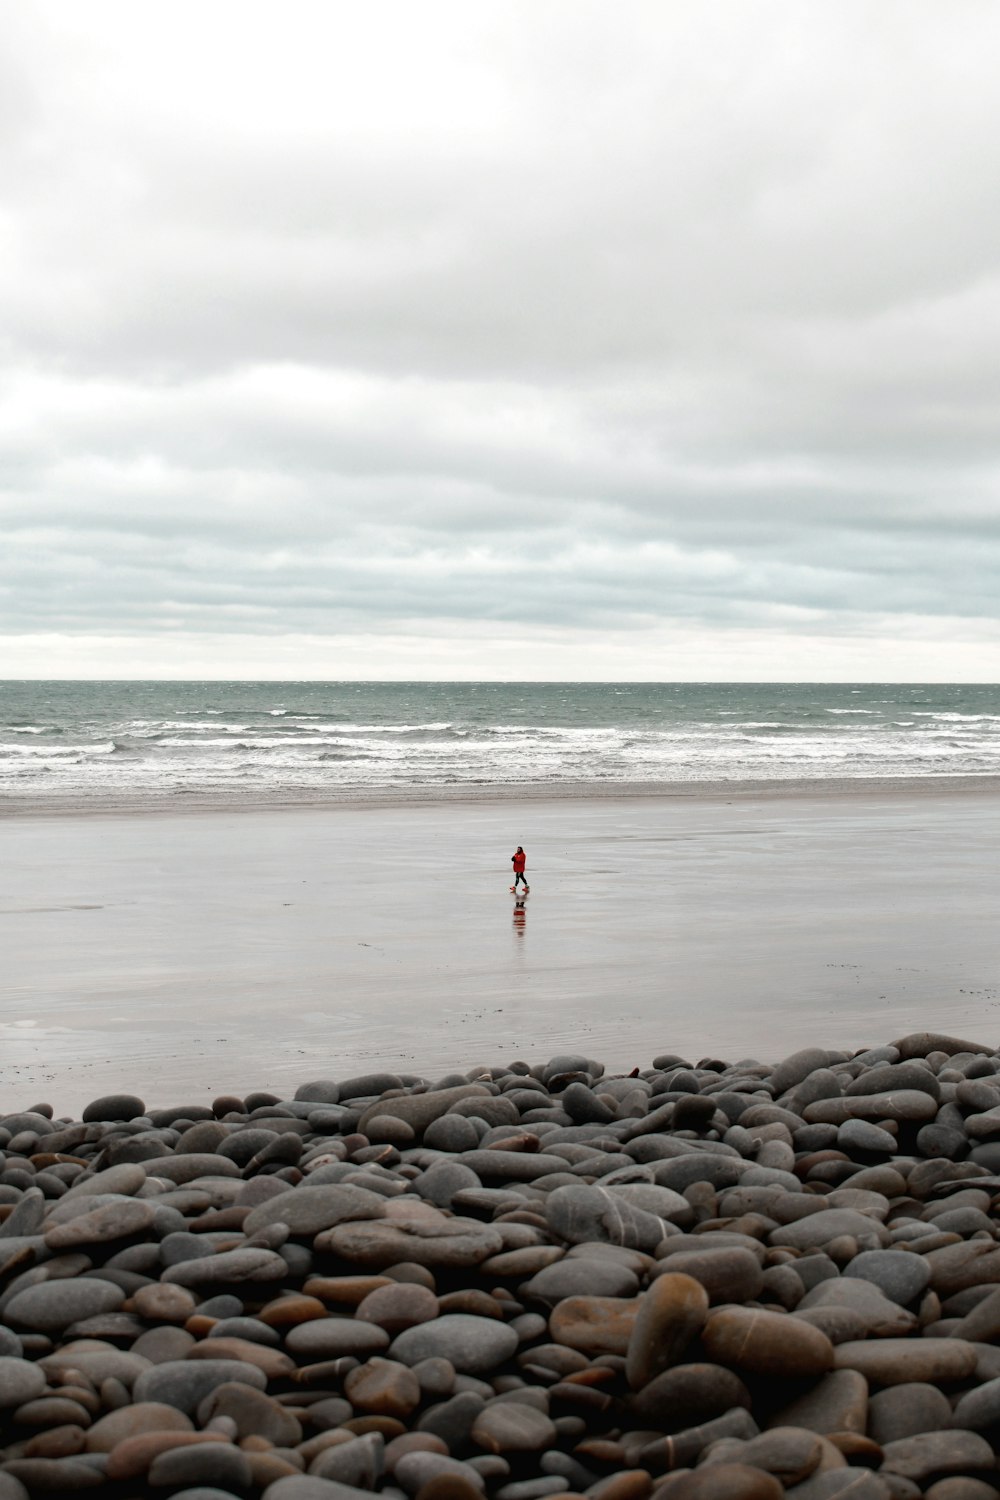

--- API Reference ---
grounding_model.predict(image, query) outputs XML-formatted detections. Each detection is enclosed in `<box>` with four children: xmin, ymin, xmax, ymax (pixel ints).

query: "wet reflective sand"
<box><xmin>2</xmin><ymin>785</ymin><xmax>999</xmax><ymax>1113</ymax></box>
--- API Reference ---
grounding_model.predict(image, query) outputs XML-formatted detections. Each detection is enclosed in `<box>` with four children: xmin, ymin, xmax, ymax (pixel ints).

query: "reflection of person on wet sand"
<box><xmin>512</xmin><ymin>897</ymin><xmax>527</xmax><ymax>934</ymax></box>
<box><xmin>510</xmin><ymin>845</ymin><xmax>529</xmax><ymax>893</ymax></box>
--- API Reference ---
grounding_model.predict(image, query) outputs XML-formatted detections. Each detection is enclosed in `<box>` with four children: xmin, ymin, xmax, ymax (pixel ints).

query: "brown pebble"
<box><xmin>23</xmin><ymin>1424</ymin><xmax>87</xmax><ymax>1459</ymax></box>
<box><xmin>132</xmin><ymin>1283</ymin><xmax>198</xmax><ymax>1323</ymax></box>
<box><xmin>344</xmin><ymin>1358</ymin><xmax>422</xmax><ymax>1419</ymax></box>
<box><xmin>630</xmin><ymin>1362</ymin><xmax>751</xmax><ymax>1429</ymax></box>
<box><xmin>588</xmin><ymin>1474</ymin><xmax>652</xmax><ymax>1500</ymax></box>
<box><xmin>342</xmin><ymin>1415</ymin><xmax>408</xmax><ymax>1437</ymax></box>
<box><xmin>247</xmin><ymin>1451</ymin><xmax>303</xmax><ymax>1485</ymax></box>
<box><xmin>258</xmin><ymin>1294</ymin><xmax>328</xmax><ymax>1328</ymax></box>
<box><xmin>415</xmin><ymin>1475</ymin><xmax>484</xmax><ymax>1500</ymax></box>
<box><xmin>385</xmin><ymin>1432</ymin><xmax>450</xmax><ymax>1472</ymax></box>
<box><xmin>660</xmin><ymin>1463</ymin><xmax>783</xmax><ymax>1499</ymax></box>
<box><xmin>304</xmin><ymin>1274</ymin><xmax>395</xmax><ymax>1305</ymax></box>
<box><xmin>356</xmin><ymin>1281</ymin><xmax>440</xmax><ymax>1332</ymax></box>
<box><xmin>86</xmin><ymin>1402</ymin><xmax>194</xmax><ymax>1452</ymax></box>
<box><xmin>626</xmin><ymin>1273</ymin><xmax>709</xmax><ymax>1390</ymax></box>
<box><xmin>437</xmin><ymin>1289</ymin><xmax>504</xmax><ymax>1319</ymax></box>
<box><xmin>106</xmin><ymin>1430</ymin><xmax>230</xmax><ymax>1481</ymax></box>
<box><xmin>549</xmin><ymin>1295</ymin><xmax>638</xmax><ymax>1356</ymax></box>
<box><xmin>185</xmin><ymin>1336</ymin><xmax>295</xmax><ymax>1378</ymax></box>
<box><xmin>703</xmin><ymin>1307</ymin><xmax>834</xmax><ymax>1377</ymax></box>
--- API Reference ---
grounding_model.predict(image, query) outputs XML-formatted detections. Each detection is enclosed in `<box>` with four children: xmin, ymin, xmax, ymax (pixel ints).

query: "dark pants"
<box><xmin>513</xmin><ymin>871</ymin><xmax>528</xmax><ymax>888</ymax></box>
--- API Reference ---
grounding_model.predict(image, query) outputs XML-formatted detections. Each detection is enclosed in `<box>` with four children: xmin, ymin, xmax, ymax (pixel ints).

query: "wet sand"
<box><xmin>2</xmin><ymin>784</ymin><xmax>999</xmax><ymax>1113</ymax></box>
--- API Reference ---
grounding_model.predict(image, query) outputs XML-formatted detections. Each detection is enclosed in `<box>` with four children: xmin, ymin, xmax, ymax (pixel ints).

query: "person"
<box><xmin>510</xmin><ymin>846</ymin><xmax>529</xmax><ymax>892</ymax></box>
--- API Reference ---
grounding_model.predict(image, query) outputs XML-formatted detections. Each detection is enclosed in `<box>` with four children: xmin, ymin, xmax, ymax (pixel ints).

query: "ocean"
<box><xmin>1</xmin><ymin>681</ymin><xmax>999</xmax><ymax>807</ymax></box>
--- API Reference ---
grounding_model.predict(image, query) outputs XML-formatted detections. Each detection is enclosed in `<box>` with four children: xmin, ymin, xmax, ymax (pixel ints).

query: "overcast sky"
<box><xmin>2</xmin><ymin>1</ymin><xmax>999</xmax><ymax>680</ymax></box>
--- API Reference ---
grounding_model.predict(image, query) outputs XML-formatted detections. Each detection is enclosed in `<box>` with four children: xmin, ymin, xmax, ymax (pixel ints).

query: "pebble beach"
<box><xmin>3</xmin><ymin>1032</ymin><xmax>1000</xmax><ymax>1500</ymax></box>
<box><xmin>4</xmin><ymin>683</ymin><xmax>1000</xmax><ymax>1498</ymax></box>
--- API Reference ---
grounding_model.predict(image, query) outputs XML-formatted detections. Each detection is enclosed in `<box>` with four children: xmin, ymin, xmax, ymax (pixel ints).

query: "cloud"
<box><xmin>1</xmin><ymin>0</ymin><xmax>999</xmax><ymax>676</ymax></box>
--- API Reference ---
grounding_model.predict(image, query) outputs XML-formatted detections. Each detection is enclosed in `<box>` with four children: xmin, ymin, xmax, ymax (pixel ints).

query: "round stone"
<box><xmin>0</xmin><ymin>1358</ymin><xmax>47</xmax><ymax>1408</ymax></box>
<box><xmin>356</xmin><ymin>1282</ymin><xmax>440</xmax><ymax>1333</ymax></box>
<box><xmin>654</xmin><ymin>1462</ymin><xmax>783</xmax><ymax>1499</ymax></box>
<box><xmin>344</xmin><ymin>1358</ymin><xmax>422</xmax><ymax>1419</ymax></box>
<box><xmin>832</xmin><ymin>1338</ymin><xmax>977</xmax><ymax>1385</ymax></box>
<box><xmin>548</xmin><ymin>1296</ymin><xmax>637</xmax><ymax>1356</ymax></box>
<box><xmin>655</xmin><ymin>1248</ymin><xmax>764</xmax><ymax>1304</ymax></box>
<box><xmin>81</xmin><ymin>1094</ymin><xmax>146</xmax><ymax>1122</ymax></box>
<box><xmin>703</xmin><ymin>1307</ymin><xmax>834</xmax><ymax>1377</ymax></box>
<box><xmin>390</xmin><ymin>1315</ymin><xmax>518</xmax><ymax>1375</ymax></box>
<box><xmin>285</xmin><ymin>1319</ymin><xmax>390</xmax><ymax>1359</ymax></box>
<box><xmin>629</xmin><ymin>1362</ymin><xmax>752</xmax><ymax>1429</ymax></box>
<box><xmin>843</xmin><ymin>1249</ymin><xmax>931</xmax><ymax>1306</ymax></box>
<box><xmin>471</xmin><ymin>1400</ymin><xmax>557</xmax><ymax>1453</ymax></box>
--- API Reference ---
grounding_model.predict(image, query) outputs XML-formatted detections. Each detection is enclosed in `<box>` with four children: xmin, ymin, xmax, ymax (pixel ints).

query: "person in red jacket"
<box><xmin>510</xmin><ymin>846</ymin><xmax>529</xmax><ymax>893</ymax></box>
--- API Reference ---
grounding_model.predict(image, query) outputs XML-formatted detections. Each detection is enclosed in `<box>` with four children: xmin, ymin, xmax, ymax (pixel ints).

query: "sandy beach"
<box><xmin>2</xmin><ymin>781</ymin><xmax>999</xmax><ymax>1115</ymax></box>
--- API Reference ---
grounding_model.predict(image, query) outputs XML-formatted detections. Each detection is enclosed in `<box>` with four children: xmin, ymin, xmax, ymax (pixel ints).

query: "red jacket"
<box><xmin>511</xmin><ymin>849</ymin><xmax>526</xmax><ymax>872</ymax></box>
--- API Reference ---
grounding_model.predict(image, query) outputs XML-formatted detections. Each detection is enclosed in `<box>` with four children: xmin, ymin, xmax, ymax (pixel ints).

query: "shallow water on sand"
<box><xmin>2</xmin><ymin>787</ymin><xmax>999</xmax><ymax>1112</ymax></box>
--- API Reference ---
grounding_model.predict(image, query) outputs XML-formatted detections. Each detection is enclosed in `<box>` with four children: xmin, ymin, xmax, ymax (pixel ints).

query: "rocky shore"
<box><xmin>3</xmin><ymin>1033</ymin><xmax>1000</xmax><ymax>1499</ymax></box>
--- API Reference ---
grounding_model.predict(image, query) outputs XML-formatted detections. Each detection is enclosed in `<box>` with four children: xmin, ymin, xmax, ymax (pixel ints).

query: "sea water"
<box><xmin>1</xmin><ymin>680</ymin><xmax>998</xmax><ymax>804</ymax></box>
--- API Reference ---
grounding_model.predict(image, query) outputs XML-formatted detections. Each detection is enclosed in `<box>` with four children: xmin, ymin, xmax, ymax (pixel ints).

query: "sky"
<box><xmin>2</xmin><ymin>1</ymin><xmax>999</xmax><ymax>681</ymax></box>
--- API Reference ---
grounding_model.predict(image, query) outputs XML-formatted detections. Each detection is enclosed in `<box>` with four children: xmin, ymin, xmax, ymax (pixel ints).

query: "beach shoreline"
<box><xmin>3</xmin><ymin>783</ymin><xmax>999</xmax><ymax>1115</ymax></box>
<box><xmin>4</xmin><ymin>770</ymin><xmax>1000</xmax><ymax>820</ymax></box>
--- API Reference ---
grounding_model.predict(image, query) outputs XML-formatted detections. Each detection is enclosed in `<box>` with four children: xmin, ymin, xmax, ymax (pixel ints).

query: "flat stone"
<box><xmin>84</xmin><ymin>1401</ymin><xmax>194</xmax><ymax>1451</ymax></box>
<box><xmin>5</xmin><ymin>1279</ymin><xmax>126</xmax><ymax>1331</ymax></box>
<box><xmin>797</xmin><ymin>1281</ymin><xmax>916</xmax><ymax>1338</ymax></box>
<box><xmin>471</xmin><ymin>1401</ymin><xmax>558</xmax><ymax>1452</ymax></box>
<box><xmin>44</xmin><ymin>1198</ymin><xmax>156</xmax><ymax>1249</ymax></box>
<box><xmin>654</xmin><ymin>1248</ymin><xmax>763</xmax><ymax>1304</ymax></box>
<box><xmin>309</xmin><ymin>1431</ymin><xmax>384</xmax><ymax>1488</ymax></box>
<box><xmin>892</xmin><ymin>1031</ymin><xmax>993</xmax><ymax>1059</ymax></box>
<box><xmin>922</xmin><ymin>1241</ymin><xmax>1000</xmax><ymax>1297</ymax></box>
<box><xmin>0</xmin><ymin>1356</ymin><xmax>47</xmax><ymax>1407</ymax></box>
<box><xmin>832</xmin><ymin>1339</ymin><xmax>977</xmax><ymax>1385</ymax></box>
<box><xmin>187</xmin><ymin>1335</ymin><xmax>295</xmax><ymax>1378</ymax></box>
<box><xmin>736</xmin><ymin>1428</ymin><xmax>824</xmax><ymax>1485</ymax></box>
<box><xmin>390</xmin><ymin>1315</ymin><xmax>518</xmax><ymax>1375</ymax></box>
<box><xmin>880</xmin><ymin>1431</ymin><xmax>995</xmax><ymax>1483</ymax></box>
<box><xmin>845</xmin><ymin>1064</ymin><xmax>941</xmax><ymax>1100</ymax></box>
<box><xmin>81</xmin><ymin>1093</ymin><xmax>146</xmax><ymax>1122</ymax></box>
<box><xmin>356</xmin><ymin>1282</ymin><xmax>440</xmax><ymax>1332</ymax></box>
<box><xmin>768</xmin><ymin>1369</ymin><xmax>868</xmax><ymax>1435</ymax></box>
<box><xmin>772</xmin><ymin>1049</ymin><xmax>846</xmax><ymax>1094</ymax></box>
<box><xmin>837</xmin><ymin>1121</ymin><xmax>897</xmax><ymax>1153</ymax></box>
<box><xmin>769</xmin><ymin>1209</ymin><xmax>889</xmax><ymax>1251</ymax></box>
<box><xmin>395</xmin><ymin>1451</ymin><xmax>486</xmax><ymax>1495</ymax></box>
<box><xmin>161</xmin><ymin>1247</ymin><xmax>290</xmax><ymax>1284</ymax></box>
<box><xmin>626</xmin><ymin>1273</ymin><xmax>709</xmax><ymax>1389</ymax></box>
<box><xmin>654</xmin><ymin>1461</ymin><xmax>783</xmax><ymax>1498</ymax></box>
<box><xmin>1</xmin><ymin>1458</ymin><xmax>105</xmax><ymax>1490</ymax></box>
<box><xmin>357</xmin><ymin>1085</ymin><xmax>493</xmax><ymax>1136</ymax></box>
<box><xmin>703</xmin><ymin>1307</ymin><xmax>834</xmax><ymax>1378</ymax></box>
<box><xmin>544</xmin><ymin>1184</ymin><xmax>666</xmax><ymax>1252</ymax></box>
<box><xmin>318</xmin><ymin>1218</ymin><xmax>503</xmax><ymax>1268</ymax></box>
<box><xmin>803</xmin><ymin>1093</ymin><xmax>938</xmax><ymax>1125</ymax></box>
<box><xmin>842</xmin><ymin>1250</ymin><xmax>930</xmax><ymax>1306</ymax></box>
<box><xmin>630</xmin><ymin>1360</ymin><xmax>752</xmax><ymax>1431</ymax></box>
<box><xmin>951</xmin><ymin>1375</ymin><xmax>1000</xmax><ymax>1432</ymax></box>
<box><xmin>344</xmin><ymin>1357</ymin><xmax>422</xmax><ymax>1419</ymax></box>
<box><xmin>868</xmin><ymin>1384</ymin><xmax>954</xmax><ymax>1445</ymax></box>
<box><xmin>547</xmin><ymin>1295</ymin><xmax>637</xmax><ymax>1356</ymax></box>
<box><xmin>147</xmin><ymin>1440</ymin><xmax>253</xmax><ymax>1489</ymax></box>
<box><xmin>242</xmin><ymin>1183</ymin><xmax>387</xmax><ymax>1236</ymax></box>
<box><xmin>522</xmin><ymin>1258</ymin><xmax>638</xmax><ymax>1306</ymax></box>
<box><xmin>133</xmin><ymin>1358</ymin><xmax>267</xmax><ymax>1414</ymax></box>
<box><xmin>285</xmin><ymin>1318</ymin><xmax>390</xmax><ymax>1359</ymax></box>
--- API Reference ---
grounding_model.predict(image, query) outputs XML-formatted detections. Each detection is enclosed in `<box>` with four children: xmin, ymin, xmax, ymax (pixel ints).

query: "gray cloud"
<box><xmin>2</xmin><ymin>0</ymin><xmax>1000</xmax><ymax>676</ymax></box>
